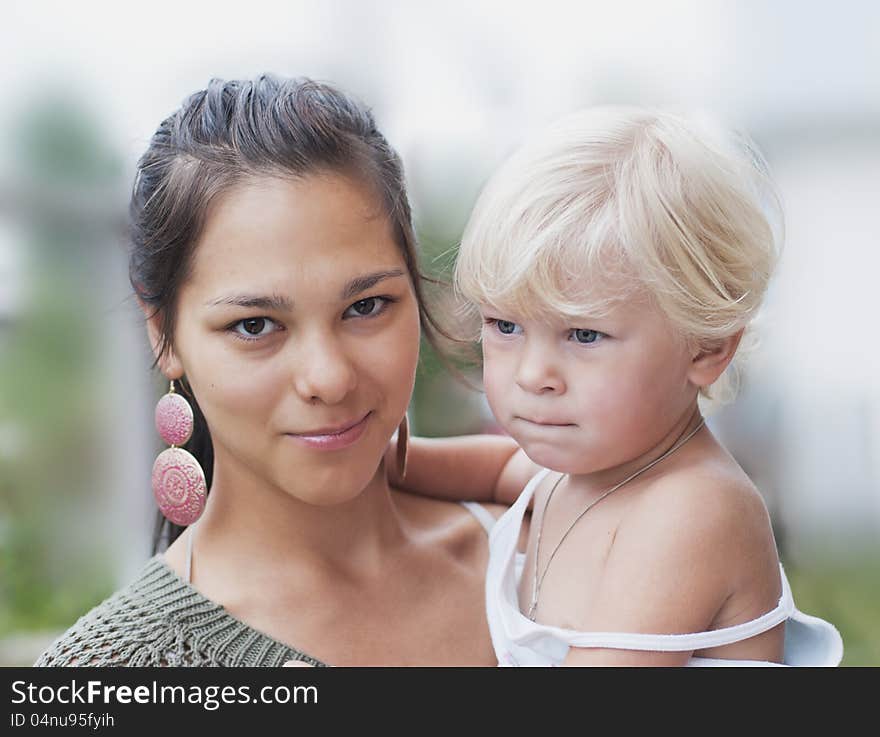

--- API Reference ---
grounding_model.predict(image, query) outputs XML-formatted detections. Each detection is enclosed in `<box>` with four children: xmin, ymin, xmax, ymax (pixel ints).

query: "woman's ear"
<box><xmin>137</xmin><ymin>297</ymin><xmax>184</xmax><ymax>380</ymax></box>
<box><xmin>687</xmin><ymin>328</ymin><xmax>744</xmax><ymax>389</ymax></box>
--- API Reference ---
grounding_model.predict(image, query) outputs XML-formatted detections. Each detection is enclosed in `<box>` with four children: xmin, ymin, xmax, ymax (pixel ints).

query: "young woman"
<box><xmin>34</xmin><ymin>75</ymin><xmax>519</xmax><ymax>667</ymax></box>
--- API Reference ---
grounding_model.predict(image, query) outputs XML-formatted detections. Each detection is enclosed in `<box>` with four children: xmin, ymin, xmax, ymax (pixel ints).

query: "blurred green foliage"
<box><xmin>410</xmin><ymin>216</ymin><xmax>484</xmax><ymax>437</ymax></box>
<box><xmin>0</xmin><ymin>93</ymin><xmax>121</xmax><ymax>640</ymax></box>
<box><xmin>785</xmin><ymin>551</ymin><xmax>880</xmax><ymax>667</ymax></box>
<box><xmin>13</xmin><ymin>93</ymin><xmax>121</xmax><ymax>188</ymax></box>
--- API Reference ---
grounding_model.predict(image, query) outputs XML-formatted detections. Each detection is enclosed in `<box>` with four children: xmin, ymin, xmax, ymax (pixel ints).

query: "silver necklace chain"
<box><xmin>527</xmin><ymin>416</ymin><xmax>706</xmax><ymax>621</ymax></box>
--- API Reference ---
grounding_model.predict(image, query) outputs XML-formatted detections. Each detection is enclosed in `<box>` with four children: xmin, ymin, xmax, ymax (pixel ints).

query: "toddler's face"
<box><xmin>479</xmin><ymin>290</ymin><xmax>699</xmax><ymax>476</ymax></box>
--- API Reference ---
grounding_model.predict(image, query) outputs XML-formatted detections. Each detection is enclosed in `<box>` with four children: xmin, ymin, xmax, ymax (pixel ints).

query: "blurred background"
<box><xmin>1</xmin><ymin>0</ymin><xmax>877</xmax><ymax>666</ymax></box>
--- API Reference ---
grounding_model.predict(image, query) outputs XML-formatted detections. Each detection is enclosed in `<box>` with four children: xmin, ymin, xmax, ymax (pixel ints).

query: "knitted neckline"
<box><xmin>146</xmin><ymin>554</ymin><xmax>327</xmax><ymax>666</ymax></box>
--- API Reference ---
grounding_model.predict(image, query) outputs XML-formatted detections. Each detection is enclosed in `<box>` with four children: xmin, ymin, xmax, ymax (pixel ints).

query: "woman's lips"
<box><xmin>285</xmin><ymin>412</ymin><xmax>371</xmax><ymax>450</ymax></box>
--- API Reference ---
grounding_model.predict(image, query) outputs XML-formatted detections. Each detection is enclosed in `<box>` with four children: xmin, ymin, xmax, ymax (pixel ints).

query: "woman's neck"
<box><xmin>188</xmin><ymin>454</ymin><xmax>409</xmax><ymax>583</ymax></box>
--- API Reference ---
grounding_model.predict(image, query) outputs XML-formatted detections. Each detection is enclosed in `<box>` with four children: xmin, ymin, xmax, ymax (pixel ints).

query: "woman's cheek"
<box><xmin>364</xmin><ymin>313</ymin><xmax>420</xmax><ymax>405</ymax></box>
<box><xmin>392</xmin><ymin>305</ymin><xmax>421</xmax><ymax>370</ymax></box>
<box><xmin>188</xmin><ymin>355</ymin><xmax>280</xmax><ymax>433</ymax></box>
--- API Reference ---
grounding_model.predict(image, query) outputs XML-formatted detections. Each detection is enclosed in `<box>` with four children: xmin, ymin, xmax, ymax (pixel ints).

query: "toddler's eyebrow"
<box><xmin>205</xmin><ymin>268</ymin><xmax>407</xmax><ymax>310</ymax></box>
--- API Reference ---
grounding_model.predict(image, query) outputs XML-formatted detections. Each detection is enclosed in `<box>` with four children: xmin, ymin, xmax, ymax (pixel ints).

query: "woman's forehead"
<box><xmin>187</xmin><ymin>174</ymin><xmax>404</xmax><ymax>296</ymax></box>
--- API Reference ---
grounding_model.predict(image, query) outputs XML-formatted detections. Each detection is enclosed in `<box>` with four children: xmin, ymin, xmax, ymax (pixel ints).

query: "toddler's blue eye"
<box><xmin>497</xmin><ymin>320</ymin><xmax>518</xmax><ymax>335</ymax></box>
<box><xmin>573</xmin><ymin>328</ymin><xmax>602</xmax><ymax>344</ymax></box>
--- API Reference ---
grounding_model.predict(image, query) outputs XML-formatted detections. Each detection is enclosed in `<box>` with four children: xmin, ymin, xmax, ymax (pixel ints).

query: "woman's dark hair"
<box><xmin>130</xmin><ymin>74</ymin><xmax>450</xmax><ymax>554</ymax></box>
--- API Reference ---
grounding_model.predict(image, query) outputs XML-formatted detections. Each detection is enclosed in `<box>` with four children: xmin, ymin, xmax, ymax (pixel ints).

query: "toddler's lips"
<box><xmin>516</xmin><ymin>416</ymin><xmax>575</xmax><ymax>427</ymax></box>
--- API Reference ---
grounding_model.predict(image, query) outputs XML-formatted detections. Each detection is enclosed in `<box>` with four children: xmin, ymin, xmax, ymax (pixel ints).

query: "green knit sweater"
<box><xmin>34</xmin><ymin>556</ymin><xmax>326</xmax><ymax>667</ymax></box>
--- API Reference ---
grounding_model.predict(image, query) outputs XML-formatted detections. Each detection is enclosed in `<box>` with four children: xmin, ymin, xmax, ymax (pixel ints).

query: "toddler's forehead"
<box><xmin>548</xmin><ymin>270</ymin><xmax>647</xmax><ymax>315</ymax></box>
<box><xmin>480</xmin><ymin>281</ymin><xmax>650</xmax><ymax>324</ymax></box>
<box><xmin>558</xmin><ymin>267</ymin><xmax>639</xmax><ymax>300</ymax></box>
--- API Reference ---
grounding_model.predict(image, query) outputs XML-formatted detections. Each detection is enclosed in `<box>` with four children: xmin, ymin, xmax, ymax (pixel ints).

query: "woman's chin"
<box><xmin>275</xmin><ymin>461</ymin><xmax>385</xmax><ymax>508</ymax></box>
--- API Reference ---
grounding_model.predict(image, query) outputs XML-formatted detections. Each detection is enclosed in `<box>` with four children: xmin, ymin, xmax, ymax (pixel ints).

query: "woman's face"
<box><xmin>160</xmin><ymin>173</ymin><xmax>421</xmax><ymax>506</ymax></box>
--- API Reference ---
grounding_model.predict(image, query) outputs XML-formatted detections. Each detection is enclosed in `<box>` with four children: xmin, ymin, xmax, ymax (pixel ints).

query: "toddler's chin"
<box><xmin>513</xmin><ymin>438</ymin><xmax>586</xmax><ymax>476</ymax></box>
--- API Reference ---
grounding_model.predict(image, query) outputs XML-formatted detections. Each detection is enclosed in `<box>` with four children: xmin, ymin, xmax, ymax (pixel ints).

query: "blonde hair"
<box><xmin>455</xmin><ymin>106</ymin><xmax>783</xmax><ymax>403</ymax></box>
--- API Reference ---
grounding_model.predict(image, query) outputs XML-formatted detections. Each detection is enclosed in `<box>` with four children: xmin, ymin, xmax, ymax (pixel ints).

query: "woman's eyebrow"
<box><xmin>341</xmin><ymin>268</ymin><xmax>406</xmax><ymax>300</ymax></box>
<box><xmin>205</xmin><ymin>294</ymin><xmax>293</xmax><ymax>310</ymax></box>
<box><xmin>204</xmin><ymin>269</ymin><xmax>406</xmax><ymax>310</ymax></box>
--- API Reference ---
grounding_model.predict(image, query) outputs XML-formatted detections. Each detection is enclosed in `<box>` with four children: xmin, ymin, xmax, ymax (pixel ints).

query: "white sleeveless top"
<box><xmin>485</xmin><ymin>468</ymin><xmax>844</xmax><ymax>667</ymax></box>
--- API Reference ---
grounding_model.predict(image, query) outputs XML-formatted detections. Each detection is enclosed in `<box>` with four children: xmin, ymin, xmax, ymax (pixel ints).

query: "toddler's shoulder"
<box><xmin>592</xmin><ymin>462</ymin><xmax>780</xmax><ymax>635</ymax></box>
<box><xmin>622</xmin><ymin>462</ymin><xmax>776</xmax><ymax>573</ymax></box>
<box><xmin>645</xmin><ymin>461</ymin><xmax>769</xmax><ymax>529</ymax></box>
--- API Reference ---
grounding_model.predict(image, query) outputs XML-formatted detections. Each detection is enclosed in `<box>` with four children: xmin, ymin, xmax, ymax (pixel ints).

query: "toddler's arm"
<box><xmin>556</xmin><ymin>472</ymin><xmax>783</xmax><ymax>667</ymax></box>
<box><xmin>386</xmin><ymin>433</ymin><xmax>540</xmax><ymax>506</ymax></box>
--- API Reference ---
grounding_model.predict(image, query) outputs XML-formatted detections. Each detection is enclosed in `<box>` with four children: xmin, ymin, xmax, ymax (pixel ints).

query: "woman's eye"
<box><xmin>571</xmin><ymin>328</ymin><xmax>603</xmax><ymax>344</ymax></box>
<box><xmin>344</xmin><ymin>296</ymin><xmax>390</xmax><ymax>318</ymax></box>
<box><xmin>232</xmin><ymin>317</ymin><xmax>279</xmax><ymax>340</ymax></box>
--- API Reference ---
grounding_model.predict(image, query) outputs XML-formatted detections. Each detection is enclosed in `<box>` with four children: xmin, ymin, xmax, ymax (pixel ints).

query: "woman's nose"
<box><xmin>292</xmin><ymin>333</ymin><xmax>358</xmax><ymax>405</ymax></box>
<box><xmin>514</xmin><ymin>342</ymin><xmax>565</xmax><ymax>395</ymax></box>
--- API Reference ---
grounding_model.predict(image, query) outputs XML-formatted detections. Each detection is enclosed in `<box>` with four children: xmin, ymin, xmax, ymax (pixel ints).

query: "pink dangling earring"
<box><xmin>152</xmin><ymin>379</ymin><xmax>206</xmax><ymax>526</ymax></box>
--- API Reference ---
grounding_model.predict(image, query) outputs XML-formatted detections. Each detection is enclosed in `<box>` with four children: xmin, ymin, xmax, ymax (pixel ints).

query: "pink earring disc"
<box><xmin>155</xmin><ymin>392</ymin><xmax>194</xmax><ymax>446</ymax></box>
<box><xmin>152</xmin><ymin>447</ymin><xmax>206</xmax><ymax>526</ymax></box>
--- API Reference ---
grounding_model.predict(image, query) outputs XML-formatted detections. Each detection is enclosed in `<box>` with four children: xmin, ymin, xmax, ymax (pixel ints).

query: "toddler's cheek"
<box><xmin>483</xmin><ymin>382</ymin><xmax>512</xmax><ymax>429</ymax></box>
